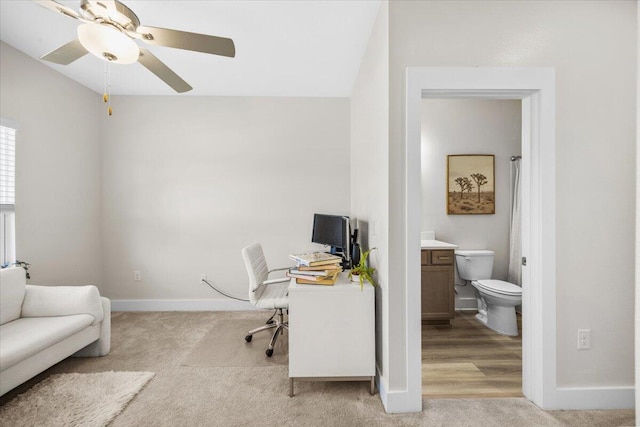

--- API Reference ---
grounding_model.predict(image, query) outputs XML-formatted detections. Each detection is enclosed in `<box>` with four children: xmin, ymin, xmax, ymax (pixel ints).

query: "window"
<box><xmin>0</xmin><ymin>124</ymin><xmax>16</xmax><ymax>266</ymax></box>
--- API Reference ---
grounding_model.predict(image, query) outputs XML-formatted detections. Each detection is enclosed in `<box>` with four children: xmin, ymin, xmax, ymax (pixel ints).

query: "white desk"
<box><xmin>288</xmin><ymin>272</ymin><xmax>375</xmax><ymax>396</ymax></box>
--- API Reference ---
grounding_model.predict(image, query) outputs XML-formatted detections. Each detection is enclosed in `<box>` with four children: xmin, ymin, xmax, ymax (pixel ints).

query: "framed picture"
<box><xmin>447</xmin><ymin>154</ymin><xmax>495</xmax><ymax>215</ymax></box>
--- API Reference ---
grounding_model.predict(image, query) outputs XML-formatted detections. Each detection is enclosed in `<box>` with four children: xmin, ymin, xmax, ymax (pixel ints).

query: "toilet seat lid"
<box><xmin>474</xmin><ymin>279</ymin><xmax>522</xmax><ymax>296</ymax></box>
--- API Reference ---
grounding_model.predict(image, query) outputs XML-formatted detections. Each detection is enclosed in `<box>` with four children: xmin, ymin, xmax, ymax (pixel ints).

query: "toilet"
<box><xmin>454</xmin><ymin>250</ymin><xmax>522</xmax><ymax>336</ymax></box>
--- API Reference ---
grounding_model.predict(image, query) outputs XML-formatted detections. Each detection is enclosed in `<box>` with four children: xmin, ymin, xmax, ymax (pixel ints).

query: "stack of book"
<box><xmin>287</xmin><ymin>252</ymin><xmax>343</xmax><ymax>285</ymax></box>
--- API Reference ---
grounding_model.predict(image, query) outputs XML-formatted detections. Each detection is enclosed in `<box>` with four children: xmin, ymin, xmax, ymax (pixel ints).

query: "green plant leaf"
<box><xmin>351</xmin><ymin>247</ymin><xmax>378</xmax><ymax>290</ymax></box>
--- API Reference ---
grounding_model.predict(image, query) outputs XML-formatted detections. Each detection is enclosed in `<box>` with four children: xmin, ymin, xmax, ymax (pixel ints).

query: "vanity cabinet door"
<box><xmin>421</xmin><ymin>266</ymin><xmax>454</xmax><ymax>321</ymax></box>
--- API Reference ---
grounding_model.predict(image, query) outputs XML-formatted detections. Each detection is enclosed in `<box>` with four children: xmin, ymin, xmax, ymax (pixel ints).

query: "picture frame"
<box><xmin>447</xmin><ymin>154</ymin><xmax>495</xmax><ymax>215</ymax></box>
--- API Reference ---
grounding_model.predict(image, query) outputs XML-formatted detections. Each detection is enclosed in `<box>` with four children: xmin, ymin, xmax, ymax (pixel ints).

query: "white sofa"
<box><xmin>0</xmin><ymin>267</ymin><xmax>111</xmax><ymax>395</ymax></box>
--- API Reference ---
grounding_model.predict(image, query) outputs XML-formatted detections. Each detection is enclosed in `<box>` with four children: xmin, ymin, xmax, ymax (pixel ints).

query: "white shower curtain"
<box><xmin>507</xmin><ymin>158</ymin><xmax>522</xmax><ymax>286</ymax></box>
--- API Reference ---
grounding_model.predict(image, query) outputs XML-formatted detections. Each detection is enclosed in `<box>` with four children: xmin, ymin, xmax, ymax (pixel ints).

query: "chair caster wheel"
<box><xmin>266</xmin><ymin>349</ymin><xmax>273</xmax><ymax>357</ymax></box>
<box><xmin>245</xmin><ymin>335</ymin><xmax>252</xmax><ymax>342</ymax></box>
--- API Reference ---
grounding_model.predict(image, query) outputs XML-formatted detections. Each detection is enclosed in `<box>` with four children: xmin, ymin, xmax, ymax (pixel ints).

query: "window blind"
<box><xmin>0</xmin><ymin>125</ymin><xmax>16</xmax><ymax>210</ymax></box>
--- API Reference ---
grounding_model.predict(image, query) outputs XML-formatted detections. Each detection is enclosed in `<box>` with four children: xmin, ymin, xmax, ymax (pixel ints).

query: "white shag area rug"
<box><xmin>0</xmin><ymin>371</ymin><xmax>155</xmax><ymax>427</ymax></box>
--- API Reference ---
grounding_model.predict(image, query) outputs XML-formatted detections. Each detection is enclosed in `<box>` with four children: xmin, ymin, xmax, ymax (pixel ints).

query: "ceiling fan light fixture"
<box><xmin>77</xmin><ymin>23</ymin><xmax>139</xmax><ymax>64</ymax></box>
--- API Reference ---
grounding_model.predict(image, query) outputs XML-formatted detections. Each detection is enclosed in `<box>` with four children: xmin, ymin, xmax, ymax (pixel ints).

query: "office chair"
<box><xmin>241</xmin><ymin>242</ymin><xmax>289</xmax><ymax>357</ymax></box>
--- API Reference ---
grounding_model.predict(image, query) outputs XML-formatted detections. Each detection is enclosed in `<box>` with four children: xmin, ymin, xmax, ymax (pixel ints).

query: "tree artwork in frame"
<box><xmin>447</xmin><ymin>154</ymin><xmax>495</xmax><ymax>215</ymax></box>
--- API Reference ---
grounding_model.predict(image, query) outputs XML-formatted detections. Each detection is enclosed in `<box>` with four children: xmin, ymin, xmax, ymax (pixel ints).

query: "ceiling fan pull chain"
<box><xmin>107</xmin><ymin>61</ymin><xmax>112</xmax><ymax>116</ymax></box>
<box><xmin>103</xmin><ymin>60</ymin><xmax>108</xmax><ymax>104</ymax></box>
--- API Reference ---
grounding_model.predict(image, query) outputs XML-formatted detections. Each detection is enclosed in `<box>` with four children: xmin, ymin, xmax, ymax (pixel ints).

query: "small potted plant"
<box><xmin>349</xmin><ymin>247</ymin><xmax>377</xmax><ymax>290</ymax></box>
<box><xmin>1</xmin><ymin>260</ymin><xmax>31</xmax><ymax>279</ymax></box>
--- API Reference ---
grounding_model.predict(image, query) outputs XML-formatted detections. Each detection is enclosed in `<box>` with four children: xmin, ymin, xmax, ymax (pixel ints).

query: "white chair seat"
<box><xmin>254</xmin><ymin>282</ymin><xmax>289</xmax><ymax>310</ymax></box>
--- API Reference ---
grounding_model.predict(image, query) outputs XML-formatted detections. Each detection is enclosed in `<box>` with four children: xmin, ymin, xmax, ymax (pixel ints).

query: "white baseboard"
<box><xmin>111</xmin><ymin>299</ymin><xmax>256</xmax><ymax>312</ymax></box>
<box><xmin>549</xmin><ymin>386</ymin><xmax>635</xmax><ymax>410</ymax></box>
<box><xmin>376</xmin><ymin>366</ymin><xmax>422</xmax><ymax>413</ymax></box>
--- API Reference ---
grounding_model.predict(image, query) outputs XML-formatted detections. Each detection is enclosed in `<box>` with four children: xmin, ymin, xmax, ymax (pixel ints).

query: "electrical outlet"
<box><xmin>577</xmin><ymin>329</ymin><xmax>591</xmax><ymax>350</ymax></box>
<box><xmin>134</xmin><ymin>270</ymin><xmax>142</xmax><ymax>282</ymax></box>
<box><xmin>200</xmin><ymin>274</ymin><xmax>207</xmax><ymax>281</ymax></box>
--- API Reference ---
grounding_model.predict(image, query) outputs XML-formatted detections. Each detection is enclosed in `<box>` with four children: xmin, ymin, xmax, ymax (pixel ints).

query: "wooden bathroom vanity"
<box><xmin>421</xmin><ymin>240</ymin><xmax>458</xmax><ymax>326</ymax></box>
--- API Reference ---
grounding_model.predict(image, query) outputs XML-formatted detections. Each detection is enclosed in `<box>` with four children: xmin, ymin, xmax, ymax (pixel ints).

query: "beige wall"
<box><xmin>421</xmin><ymin>99</ymin><xmax>521</xmax><ymax>308</ymax></box>
<box><xmin>0</xmin><ymin>42</ymin><xmax>103</xmax><ymax>288</ymax></box>
<box><xmin>1</xmin><ymin>42</ymin><xmax>350</xmax><ymax>306</ymax></box>
<box><xmin>350</xmin><ymin>1</ymin><xmax>390</xmax><ymax>395</ymax></box>
<box><xmin>101</xmin><ymin>96</ymin><xmax>350</xmax><ymax>301</ymax></box>
<box><xmin>389</xmin><ymin>0</ymin><xmax>636</xmax><ymax>390</ymax></box>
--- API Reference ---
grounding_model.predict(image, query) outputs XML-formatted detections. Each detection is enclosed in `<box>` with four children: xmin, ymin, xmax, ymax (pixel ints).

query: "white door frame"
<box><xmin>405</xmin><ymin>67</ymin><xmax>556</xmax><ymax>408</ymax></box>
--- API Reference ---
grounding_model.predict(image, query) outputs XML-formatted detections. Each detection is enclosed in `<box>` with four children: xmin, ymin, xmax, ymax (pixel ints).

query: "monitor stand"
<box><xmin>328</xmin><ymin>247</ymin><xmax>351</xmax><ymax>270</ymax></box>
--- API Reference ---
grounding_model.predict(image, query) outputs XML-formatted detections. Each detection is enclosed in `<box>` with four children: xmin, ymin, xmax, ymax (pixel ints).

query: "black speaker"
<box><xmin>351</xmin><ymin>242</ymin><xmax>361</xmax><ymax>267</ymax></box>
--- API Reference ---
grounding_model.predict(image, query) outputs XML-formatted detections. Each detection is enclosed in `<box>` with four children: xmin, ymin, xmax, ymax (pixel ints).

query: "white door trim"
<box><xmin>405</xmin><ymin>67</ymin><xmax>557</xmax><ymax>409</ymax></box>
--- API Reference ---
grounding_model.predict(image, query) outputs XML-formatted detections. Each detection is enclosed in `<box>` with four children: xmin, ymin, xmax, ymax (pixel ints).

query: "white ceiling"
<box><xmin>0</xmin><ymin>0</ymin><xmax>381</xmax><ymax>96</ymax></box>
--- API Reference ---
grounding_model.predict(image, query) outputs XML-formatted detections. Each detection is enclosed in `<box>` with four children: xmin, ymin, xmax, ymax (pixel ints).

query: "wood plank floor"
<box><xmin>422</xmin><ymin>311</ymin><xmax>522</xmax><ymax>398</ymax></box>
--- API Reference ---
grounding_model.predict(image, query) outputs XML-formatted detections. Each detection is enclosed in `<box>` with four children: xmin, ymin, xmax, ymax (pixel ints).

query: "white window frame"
<box><xmin>0</xmin><ymin>121</ymin><xmax>17</xmax><ymax>266</ymax></box>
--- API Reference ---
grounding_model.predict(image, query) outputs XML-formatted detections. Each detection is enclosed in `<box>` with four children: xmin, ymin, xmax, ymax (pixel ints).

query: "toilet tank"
<box><xmin>455</xmin><ymin>250</ymin><xmax>494</xmax><ymax>281</ymax></box>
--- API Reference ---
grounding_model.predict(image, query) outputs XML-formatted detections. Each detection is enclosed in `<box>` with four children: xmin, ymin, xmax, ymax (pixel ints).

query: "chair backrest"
<box><xmin>241</xmin><ymin>242</ymin><xmax>269</xmax><ymax>305</ymax></box>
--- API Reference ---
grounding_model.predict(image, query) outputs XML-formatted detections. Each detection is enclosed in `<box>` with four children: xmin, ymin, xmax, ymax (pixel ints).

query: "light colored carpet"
<box><xmin>0</xmin><ymin>371</ymin><xmax>154</xmax><ymax>427</ymax></box>
<box><xmin>0</xmin><ymin>311</ymin><xmax>633</xmax><ymax>426</ymax></box>
<box><xmin>182</xmin><ymin>318</ymin><xmax>288</xmax><ymax>367</ymax></box>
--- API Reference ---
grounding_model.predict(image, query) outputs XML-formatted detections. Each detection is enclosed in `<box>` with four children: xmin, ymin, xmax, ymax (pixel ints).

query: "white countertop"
<box><xmin>420</xmin><ymin>239</ymin><xmax>458</xmax><ymax>250</ymax></box>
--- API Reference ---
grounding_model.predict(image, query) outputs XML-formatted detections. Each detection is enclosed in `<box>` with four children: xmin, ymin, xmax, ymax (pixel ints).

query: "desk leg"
<box><xmin>370</xmin><ymin>376</ymin><xmax>375</xmax><ymax>395</ymax></box>
<box><xmin>289</xmin><ymin>378</ymin><xmax>294</xmax><ymax>397</ymax></box>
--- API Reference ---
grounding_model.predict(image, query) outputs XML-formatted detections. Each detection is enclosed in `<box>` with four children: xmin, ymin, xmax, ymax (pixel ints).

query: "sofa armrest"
<box><xmin>74</xmin><ymin>297</ymin><xmax>111</xmax><ymax>357</ymax></box>
<box><xmin>22</xmin><ymin>285</ymin><xmax>104</xmax><ymax>325</ymax></box>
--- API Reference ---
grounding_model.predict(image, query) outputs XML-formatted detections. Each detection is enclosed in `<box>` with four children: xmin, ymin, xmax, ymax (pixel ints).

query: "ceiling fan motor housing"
<box><xmin>80</xmin><ymin>0</ymin><xmax>140</xmax><ymax>31</ymax></box>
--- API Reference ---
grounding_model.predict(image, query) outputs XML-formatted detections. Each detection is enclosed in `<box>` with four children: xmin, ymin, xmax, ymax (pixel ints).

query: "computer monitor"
<box><xmin>311</xmin><ymin>213</ymin><xmax>350</xmax><ymax>263</ymax></box>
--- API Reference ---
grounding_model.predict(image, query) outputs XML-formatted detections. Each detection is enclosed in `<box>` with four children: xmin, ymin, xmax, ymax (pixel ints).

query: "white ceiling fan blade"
<box><xmin>33</xmin><ymin>0</ymin><xmax>81</xmax><ymax>20</ymax></box>
<box><xmin>137</xmin><ymin>49</ymin><xmax>192</xmax><ymax>93</ymax></box>
<box><xmin>40</xmin><ymin>39</ymin><xmax>89</xmax><ymax>65</ymax></box>
<box><xmin>136</xmin><ymin>25</ymin><xmax>235</xmax><ymax>58</ymax></box>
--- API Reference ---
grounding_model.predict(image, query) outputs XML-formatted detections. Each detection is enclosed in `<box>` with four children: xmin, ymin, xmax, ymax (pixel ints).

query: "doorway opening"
<box><xmin>420</xmin><ymin>98</ymin><xmax>523</xmax><ymax>398</ymax></box>
<box><xmin>404</xmin><ymin>67</ymin><xmax>556</xmax><ymax>409</ymax></box>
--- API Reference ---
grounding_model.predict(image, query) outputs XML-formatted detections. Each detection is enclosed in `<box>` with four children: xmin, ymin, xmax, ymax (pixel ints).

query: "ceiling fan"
<box><xmin>35</xmin><ymin>0</ymin><xmax>236</xmax><ymax>93</ymax></box>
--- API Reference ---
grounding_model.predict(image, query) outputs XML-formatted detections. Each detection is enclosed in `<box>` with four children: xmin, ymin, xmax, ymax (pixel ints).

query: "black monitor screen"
<box><xmin>311</xmin><ymin>214</ymin><xmax>348</xmax><ymax>249</ymax></box>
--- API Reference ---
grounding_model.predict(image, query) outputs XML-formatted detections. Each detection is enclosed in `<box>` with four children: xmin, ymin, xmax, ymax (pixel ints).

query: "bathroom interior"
<box><xmin>420</xmin><ymin>98</ymin><xmax>523</xmax><ymax>398</ymax></box>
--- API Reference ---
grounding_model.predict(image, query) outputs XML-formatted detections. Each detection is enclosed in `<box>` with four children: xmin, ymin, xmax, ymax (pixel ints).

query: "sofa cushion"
<box><xmin>0</xmin><ymin>268</ymin><xmax>26</xmax><ymax>326</ymax></box>
<box><xmin>0</xmin><ymin>314</ymin><xmax>94</xmax><ymax>371</ymax></box>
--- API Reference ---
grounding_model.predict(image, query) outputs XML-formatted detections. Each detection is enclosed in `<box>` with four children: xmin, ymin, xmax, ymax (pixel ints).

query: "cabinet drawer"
<box><xmin>431</xmin><ymin>250</ymin><xmax>454</xmax><ymax>265</ymax></box>
<box><xmin>421</xmin><ymin>250</ymin><xmax>429</xmax><ymax>265</ymax></box>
